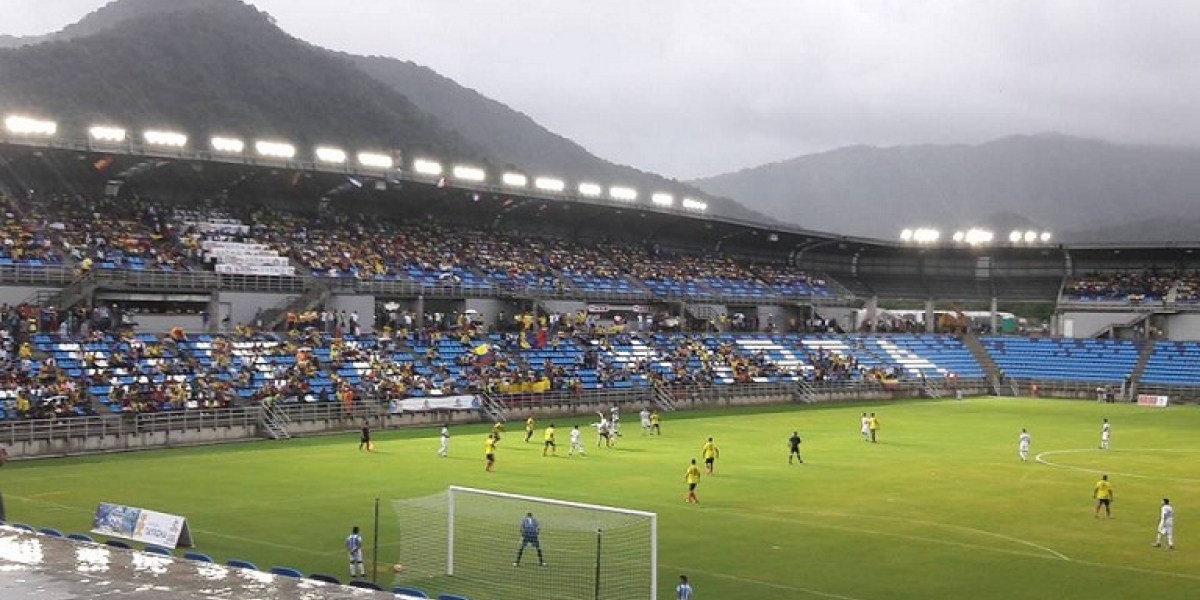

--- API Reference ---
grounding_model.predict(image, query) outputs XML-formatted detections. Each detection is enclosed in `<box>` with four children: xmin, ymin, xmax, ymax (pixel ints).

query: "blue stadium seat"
<box><xmin>437</xmin><ymin>594</ymin><xmax>473</xmax><ymax>600</ymax></box>
<box><xmin>68</xmin><ymin>533</ymin><xmax>96</xmax><ymax>543</ymax></box>
<box><xmin>38</xmin><ymin>528</ymin><xmax>64</xmax><ymax>537</ymax></box>
<box><xmin>309</xmin><ymin>573</ymin><xmax>341</xmax><ymax>584</ymax></box>
<box><xmin>184</xmin><ymin>552</ymin><xmax>214</xmax><ymax>563</ymax></box>
<box><xmin>143</xmin><ymin>545</ymin><xmax>172</xmax><ymax>556</ymax></box>
<box><xmin>226</xmin><ymin>559</ymin><xmax>258</xmax><ymax>571</ymax></box>
<box><xmin>105</xmin><ymin>539</ymin><xmax>133</xmax><ymax>549</ymax></box>
<box><xmin>349</xmin><ymin>580</ymin><xmax>383</xmax><ymax>590</ymax></box>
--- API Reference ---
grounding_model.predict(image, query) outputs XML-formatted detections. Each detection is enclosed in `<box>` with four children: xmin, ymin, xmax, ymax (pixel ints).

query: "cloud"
<box><xmin>6</xmin><ymin>0</ymin><xmax>1200</xmax><ymax>179</ymax></box>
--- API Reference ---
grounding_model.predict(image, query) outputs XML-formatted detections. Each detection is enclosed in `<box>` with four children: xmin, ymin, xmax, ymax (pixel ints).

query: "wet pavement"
<box><xmin>0</xmin><ymin>526</ymin><xmax>391</xmax><ymax>599</ymax></box>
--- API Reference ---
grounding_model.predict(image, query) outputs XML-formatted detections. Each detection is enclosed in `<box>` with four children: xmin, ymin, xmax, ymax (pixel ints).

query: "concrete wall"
<box><xmin>1060</xmin><ymin>311</ymin><xmax>1141</xmax><ymax>338</ymax></box>
<box><xmin>755</xmin><ymin>305</ymin><xmax>785</xmax><ymax>332</ymax></box>
<box><xmin>464</xmin><ymin>298</ymin><xmax>509</xmax><ymax>329</ymax></box>
<box><xmin>541</xmin><ymin>300</ymin><xmax>587</xmax><ymax>316</ymax></box>
<box><xmin>0</xmin><ymin>286</ymin><xmax>57</xmax><ymax>306</ymax></box>
<box><xmin>216</xmin><ymin>291</ymin><xmax>293</xmax><ymax>328</ymax></box>
<box><xmin>1166</xmin><ymin>314</ymin><xmax>1200</xmax><ymax>341</ymax></box>
<box><xmin>130</xmin><ymin>314</ymin><xmax>205</xmax><ymax>334</ymax></box>
<box><xmin>328</xmin><ymin>294</ymin><xmax>377</xmax><ymax>334</ymax></box>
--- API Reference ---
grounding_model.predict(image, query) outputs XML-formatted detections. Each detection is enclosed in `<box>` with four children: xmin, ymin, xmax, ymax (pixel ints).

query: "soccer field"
<box><xmin>3</xmin><ymin>397</ymin><xmax>1199</xmax><ymax>600</ymax></box>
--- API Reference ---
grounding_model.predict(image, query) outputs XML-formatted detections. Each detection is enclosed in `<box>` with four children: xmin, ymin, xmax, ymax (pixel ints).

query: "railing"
<box><xmin>0</xmin><ymin>263</ymin><xmax>77</xmax><ymax>286</ymax></box>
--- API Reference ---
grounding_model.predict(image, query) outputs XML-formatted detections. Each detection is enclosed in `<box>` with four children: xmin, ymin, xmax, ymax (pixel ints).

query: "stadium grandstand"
<box><xmin>3</xmin><ymin>124</ymin><xmax>1200</xmax><ymax>599</ymax></box>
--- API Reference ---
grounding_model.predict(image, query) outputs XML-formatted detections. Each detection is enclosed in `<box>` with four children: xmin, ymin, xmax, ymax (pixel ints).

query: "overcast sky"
<box><xmin>4</xmin><ymin>0</ymin><xmax>1199</xmax><ymax>179</ymax></box>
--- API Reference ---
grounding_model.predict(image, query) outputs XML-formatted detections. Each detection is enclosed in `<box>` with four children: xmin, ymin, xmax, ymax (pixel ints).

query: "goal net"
<box><xmin>392</xmin><ymin>485</ymin><xmax>657</xmax><ymax>600</ymax></box>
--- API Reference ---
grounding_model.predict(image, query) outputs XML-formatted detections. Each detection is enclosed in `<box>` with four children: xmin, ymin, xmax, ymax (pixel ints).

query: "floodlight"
<box><xmin>359</xmin><ymin>152</ymin><xmax>395</xmax><ymax>169</ymax></box>
<box><xmin>964</xmin><ymin>228</ymin><xmax>993</xmax><ymax>245</ymax></box>
<box><xmin>254</xmin><ymin>140</ymin><xmax>296</xmax><ymax>159</ymax></box>
<box><xmin>413</xmin><ymin>159</ymin><xmax>443</xmax><ymax>176</ymax></box>
<box><xmin>682</xmin><ymin>198</ymin><xmax>707</xmax><ymax>211</ymax></box>
<box><xmin>144</xmin><ymin>130</ymin><xmax>188</xmax><ymax>148</ymax></box>
<box><xmin>578</xmin><ymin>182</ymin><xmax>602</xmax><ymax>197</ymax></box>
<box><xmin>535</xmin><ymin>177</ymin><xmax>565</xmax><ymax>192</ymax></box>
<box><xmin>651</xmin><ymin>193</ymin><xmax>674</xmax><ymax>207</ymax></box>
<box><xmin>900</xmin><ymin>229</ymin><xmax>914</xmax><ymax>241</ymax></box>
<box><xmin>315</xmin><ymin>146</ymin><xmax>347</xmax><ymax>164</ymax></box>
<box><xmin>610</xmin><ymin>186</ymin><xmax>638</xmax><ymax>201</ymax></box>
<box><xmin>4</xmin><ymin>115</ymin><xmax>57</xmax><ymax>136</ymax></box>
<box><xmin>913</xmin><ymin>228</ymin><xmax>940</xmax><ymax>243</ymax></box>
<box><xmin>1023</xmin><ymin>230</ymin><xmax>1037</xmax><ymax>243</ymax></box>
<box><xmin>452</xmin><ymin>165</ymin><xmax>486</xmax><ymax>182</ymax></box>
<box><xmin>1040</xmin><ymin>231</ymin><xmax>1052</xmax><ymax>242</ymax></box>
<box><xmin>502</xmin><ymin>173</ymin><xmax>528</xmax><ymax>187</ymax></box>
<box><xmin>211</xmin><ymin>136</ymin><xmax>245</xmax><ymax>153</ymax></box>
<box><xmin>88</xmin><ymin>125</ymin><xmax>126</xmax><ymax>143</ymax></box>
<box><xmin>952</xmin><ymin>231</ymin><xmax>965</xmax><ymax>242</ymax></box>
<box><xmin>1008</xmin><ymin>231</ymin><xmax>1021</xmax><ymax>243</ymax></box>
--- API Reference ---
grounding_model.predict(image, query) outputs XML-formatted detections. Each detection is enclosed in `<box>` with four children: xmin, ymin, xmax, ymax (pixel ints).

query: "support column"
<box><xmin>925</xmin><ymin>299</ymin><xmax>936</xmax><ymax>333</ymax></box>
<box><xmin>990</xmin><ymin>297</ymin><xmax>999</xmax><ymax>335</ymax></box>
<box><xmin>867</xmin><ymin>296</ymin><xmax>879</xmax><ymax>333</ymax></box>
<box><xmin>416</xmin><ymin>295</ymin><xmax>425</xmax><ymax>329</ymax></box>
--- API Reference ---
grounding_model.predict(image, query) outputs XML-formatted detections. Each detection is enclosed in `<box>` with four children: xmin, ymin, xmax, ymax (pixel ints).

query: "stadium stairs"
<box><xmin>961</xmin><ymin>334</ymin><xmax>1003</xmax><ymax>393</ymax></box>
<box><xmin>1126</xmin><ymin>339</ymin><xmax>1158</xmax><ymax>398</ymax></box>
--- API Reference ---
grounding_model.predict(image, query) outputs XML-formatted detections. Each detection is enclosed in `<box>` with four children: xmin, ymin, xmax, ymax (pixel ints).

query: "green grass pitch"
<box><xmin>3</xmin><ymin>397</ymin><xmax>1199</xmax><ymax>599</ymax></box>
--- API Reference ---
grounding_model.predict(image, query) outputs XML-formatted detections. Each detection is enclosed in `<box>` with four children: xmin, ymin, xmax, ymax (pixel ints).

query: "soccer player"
<box><xmin>610</xmin><ymin>405</ymin><xmax>621</xmax><ymax>436</ymax></box>
<box><xmin>788</xmin><ymin>431</ymin><xmax>803</xmax><ymax>464</ymax></box>
<box><xmin>438</xmin><ymin>424</ymin><xmax>449</xmax><ymax>458</ymax></box>
<box><xmin>543</xmin><ymin>423</ymin><xmax>557</xmax><ymax>457</ymax></box>
<box><xmin>346</xmin><ymin>525</ymin><xmax>365</xmax><ymax>579</ymax></box>
<box><xmin>513</xmin><ymin>512</ymin><xmax>546</xmax><ymax>566</ymax></box>
<box><xmin>1094</xmin><ymin>474</ymin><xmax>1114</xmax><ymax>518</ymax></box>
<box><xmin>484</xmin><ymin>433</ymin><xmax>497</xmax><ymax>472</ymax></box>
<box><xmin>492</xmin><ymin>420</ymin><xmax>505</xmax><ymax>442</ymax></box>
<box><xmin>524</xmin><ymin>416</ymin><xmax>536</xmax><ymax>443</ymax></box>
<box><xmin>868</xmin><ymin>413</ymin><xmax>880</xmax><ymax>443</ymax></box>
<box><xmin>359</xmin><ymin>421</ymin><xmax>372</xmax><ymax>452</ymax></box>
<box><xmin>1153</xmin><ymin>498</ymin><xmax>1175</xmax><ymax>550</ymax></box>
<box><xmin>640</xmin><ymin>408</ymin><xmax>652</xmax><ymax>435</ymax></box>
<box><xmin>676</xmin><ymin>574</ymin><xmax>694</xmax><ymax>600</ymax></box>
<box><xmin>1018</xmin><ymin>428</ymin><xmax>1031</xmax><ymax>462</ymax></box>
<box><xmin>569</xmin><ymin>425</ymin><xmax>587</xmax><ymax>456</ymax></box>
<box><xmin>596</xmin><ymin>413</ymin><xmax>614</xmax><ymax>447</ymax></box>
<box><xmin>702</xmin><ymin>437</ymin><xmax>720</xmax><ymax>475</ymax></box>
<box><xmin>650</xmin><ymin>410</ymin><xmax>661</xmax><ymax>435</ymax></box>
<box><xmin>685</xmin><ymin>459</ymin><xmax>701</xmax><ymax>503</ymax></box>
<box><xmin>860</xmin><ymin>413</ymin><xmax>870</xmax><ymax>442</ymax></box>
<box><xmin>1100</xmin><ymin>418</ymin><xmax>1111</xmax><ymax>450</ymax></box>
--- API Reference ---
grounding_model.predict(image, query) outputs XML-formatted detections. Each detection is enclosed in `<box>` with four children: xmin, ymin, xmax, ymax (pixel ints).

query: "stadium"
<box><xmin>3</xmin><ymin>4</ymin><xmax>1200</xmax><ymax>600</ymax></box>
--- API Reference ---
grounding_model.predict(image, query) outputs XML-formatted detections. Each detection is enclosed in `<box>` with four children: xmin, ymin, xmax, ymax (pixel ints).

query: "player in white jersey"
<box><xmin>640</xmin><ymin>408</ymin><xmax>652</xmax><ymax>435</ymax></box>
<box><xmin>860</xmin><ymin>413</ymin><xmax>870</xmax><ymax>442</ymax></box>
<box><xmin>1153</xmin><ymin>498</ymin><xmax>1175</xmax><ymax>550</ymax></box>
<box><xmin>609</xmin><ymin>406</ymin><xmax>621</xmax><ymax>436</ymax></box>
<box><xmin>1100</xmin><ymin>418</ymin><xmax>1111</xmax><ymax>450</ymax></box>
<box><xmin>438</xmin><ymin>424</ymin><xmax>449</xmax><ymax>457</ymax></box>
<box><xmin>569</xmin><ymin>425</ymin><xmax>587</xmax><ymax>456</ymax></box>
<box><xmin>346</xmin><ymin>526</ymin><xmax>365</xmax><ymax>579</ymax></box>
<box><xmin>1018</xmin><ymin>429</ymin><xmax>1031</xmax><ymax>461</ymax></box>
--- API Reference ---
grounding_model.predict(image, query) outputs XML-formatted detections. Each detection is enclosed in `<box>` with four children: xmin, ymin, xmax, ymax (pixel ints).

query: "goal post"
<box><xmin>392</xmin><ymin>485</ymin><xmax>657</xmax><ymax>600</ymax></box>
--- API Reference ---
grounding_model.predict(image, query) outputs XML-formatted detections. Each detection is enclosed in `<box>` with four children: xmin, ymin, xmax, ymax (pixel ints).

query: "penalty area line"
<box><xmin>660</xmin><ymin>560</ymin><xmax>872</xmax><ymax>600</ymax></box>
<box><xmin>1036</xmin><ymin>449</ymin><xmax>1200</xmax><ymax>483</ymax></box>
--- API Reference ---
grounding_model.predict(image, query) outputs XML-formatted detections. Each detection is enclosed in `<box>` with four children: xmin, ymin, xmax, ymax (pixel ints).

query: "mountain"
<box><xmin>0</xmin><ymin>0</ymin><xmax>770</xmax><ymax>224</ymax></box>
<box><xmin>0</xmin><ymin>0</ymin><xmax>474</xmax><ymax>159</ymax></box>
<box><xmin>350</xmin><ymin>56</ymin><xmax>769</xmax><ymax>223</ymax></box>
<box><xmin>691</xmin><ymin>134</ymin><xmax>1200</xmax><ymax>243</ymax></box>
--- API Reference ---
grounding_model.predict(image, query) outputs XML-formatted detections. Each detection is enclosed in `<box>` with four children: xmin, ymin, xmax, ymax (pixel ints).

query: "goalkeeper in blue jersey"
<box><xmin>513</xmin><ymin>512</ymin><xmax>546</xmax><ymax>566</ymax></box>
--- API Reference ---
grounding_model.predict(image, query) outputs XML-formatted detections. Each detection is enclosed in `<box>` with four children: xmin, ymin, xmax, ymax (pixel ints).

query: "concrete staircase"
<box><xmin>1127</xmin><ymin>339</ymin><xmax>1158</xmax><ymax>399</ymax></box>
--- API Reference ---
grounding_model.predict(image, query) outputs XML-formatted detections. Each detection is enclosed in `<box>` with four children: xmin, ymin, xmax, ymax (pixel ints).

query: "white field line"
<box><xmin>1036</xmin><ymin>449</ymin><xmax>1200</xmax><ymax>484</ymax></box>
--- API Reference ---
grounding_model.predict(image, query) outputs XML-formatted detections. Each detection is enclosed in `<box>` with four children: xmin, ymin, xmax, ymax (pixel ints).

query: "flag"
<box><xmin>473</xmin><ymin>343</ymin><xmax>491</xmax><ymax>356</ymax></box>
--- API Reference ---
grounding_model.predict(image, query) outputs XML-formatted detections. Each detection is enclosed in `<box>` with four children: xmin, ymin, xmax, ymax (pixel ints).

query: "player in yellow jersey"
<box><xmin>543</xmin><ymin>423</ymin><xmax>557</xmax><ymax>456</ymax></box>
<box><xmin>650</xmin><ymin>411</ymin><xmax>661</xmax><ymax>435</ymax></box>
<box><xmin>484</xmin><ymin>434</ymin><xmax>497</xmax><ymax>472</ymax></box>
<box><xmin>868</xmin><ymin>413</ymin><xmax>880</xmax><ymax>443</ymax></box>
<box><xmin>1094</xmin><ymin>474</ymin><xmax>1113</xmax><ymax>518</ymax></box>
<box><xmin>685</xmin><ymin>459</ymin><xmax>702</xmax><ymax>503</ymax></box>
<box><xmin>524</xmin><ymin>416</ymin><xmax>536</xmax><ymax>443</ymax></box>
<box><xmin>492</xmin><ymin>420</ymin><xmax>505</xmax><ymax>442</ymax></box>
<box><xmin>701</xmin><ymin>437</ymin><xmax>720</xmax><ymax>475</ymax></box>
